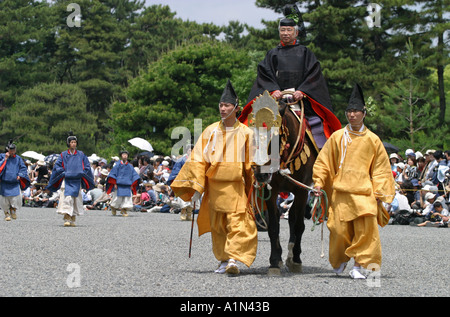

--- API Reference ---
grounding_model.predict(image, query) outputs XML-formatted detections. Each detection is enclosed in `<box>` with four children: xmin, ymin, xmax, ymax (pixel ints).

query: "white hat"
<box><xmin>390</xmin><ymin>153</ymin><xmax>399</xmax><ymax>160</ymax></box>
<box><xmin>424</xmin><ymin>192</ymin><xmax>436</xmax><ymax>201</ymax></box>
<box><xmin>415</xmin><ymin>151</ymin><xmax>423</xmax><ymax>159</ymax></box>
<box><xmin>100</xmin><ymin>169</ymin><xmax>109</xmax><ymax>176</ymax></box>
<box><xmin>162</xmin><ymin>160</ymin><xmax>169</xmax><ymax>166</ymax></box>
<box><xmin>405</xmin><ymin>149</ymin><xmax>414</xmax><ymax>156</ymax></box>
<box><xmin>397</xmin><ymin>162</ymin><xmax>405</xmax><ymax>170</ymax></box>
<box><xmin>425</xmin><ymin>149</ymin><xmax>436</xmax><ymax>155</ymax></box>
<box><xmin>154</xmin><ymin>183</ymin><xmax>166</xmax><ymax>192</ymax></box>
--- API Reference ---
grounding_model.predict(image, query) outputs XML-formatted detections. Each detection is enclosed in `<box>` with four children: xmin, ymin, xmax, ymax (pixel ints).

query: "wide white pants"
<box><xmin>0</xmin><ymin>195</ymin><xmax>22</xmax><ymax>212</ymax></box>
<box><xmin>57</xmin><ymin>180</ymin><xmax>84</xmax><ymax>216</ymax></box>
<box><xmin>110</xmin><ymin>192</ymin><xmax>133</xmax><ymax>210</ymax></box>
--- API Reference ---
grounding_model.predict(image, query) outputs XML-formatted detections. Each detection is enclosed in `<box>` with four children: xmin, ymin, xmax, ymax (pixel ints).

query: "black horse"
<box><xmin>252</xmin><ymin>96</ymin><xmax>319</xmax><ymax>276</ymax></box>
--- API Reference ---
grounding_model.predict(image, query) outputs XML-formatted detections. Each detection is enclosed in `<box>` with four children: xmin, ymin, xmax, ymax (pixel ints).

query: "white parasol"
<box><xmin>88</xmin><ymin>153</ymin><xmax>102</xmax><ymax>163</ymax></box>
<box><xmin>128</xmin><ymin>137</ymin><xmax>153</xmax><ymax>152</ymax></box>
<box><xmin>21</xmin><ymin>151</ymin><xmax>45</xmax><ymax>161</ymax></box>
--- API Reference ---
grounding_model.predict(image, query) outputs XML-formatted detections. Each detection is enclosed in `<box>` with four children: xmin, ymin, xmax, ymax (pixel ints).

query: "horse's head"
<box><xmin>250</xmin><ymin>91</ymin><xmax>307</xmax><ymax>186</ymax></box>
<box><xmin>249</xmin><ymin>91</ymin><xmax>288</xmax><ymax>185</ymax></box>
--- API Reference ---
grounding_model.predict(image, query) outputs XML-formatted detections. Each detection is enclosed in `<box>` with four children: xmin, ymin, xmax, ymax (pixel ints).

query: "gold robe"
<box><xmin>312</xmin><ymin>125</ymin><xmax>395</xmax><ymax>269</ymax></box>
<box><xmin>171</xmin><ymin>120</ymin><xmax>257</xmax><ymax>267</ymax></box>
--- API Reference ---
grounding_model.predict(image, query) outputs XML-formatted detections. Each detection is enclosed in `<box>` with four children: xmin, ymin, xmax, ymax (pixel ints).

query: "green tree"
<box><xmin>124</xmin><ymin>5</ymin><xmax>216</xmax><ymax>78</ymax></box>
<box><xmin>372</xmin><ymin>41</ymin><xmax>448</xmax><ymax>152</ymax></box>
<box><xmin>0</xmin><ymin>83</ymin><xmax>98</xmax><ymax>155</ymax></box>
<box><xmin>414</xmin><ymin>0</ymin><xmax>449</xmax><ymax>126</ymax></box>
<box><xmin>52</xmin><ymin>0</ymin><xmax>129</xmax><ymax>110</ymax></box>
<box><xmin>0</xmin><ymin>0</ymin><xmax>57</xmax><ymax>109</ymax></box>
<box><xmin>109</xmin><ymin>42</ymin><xmax>252</xmax><ymax>156</ymax></box>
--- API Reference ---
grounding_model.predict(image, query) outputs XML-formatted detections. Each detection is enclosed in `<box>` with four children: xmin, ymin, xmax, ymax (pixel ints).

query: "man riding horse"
<box><xmin>239</xmin><ymin>4</ymin><xmax>341</xmax><ymax>144</ymax></box>
<box><xmin>239</xmin><ymin>4</ymin><xmax>342</xmax><ymax>275</ymax></box>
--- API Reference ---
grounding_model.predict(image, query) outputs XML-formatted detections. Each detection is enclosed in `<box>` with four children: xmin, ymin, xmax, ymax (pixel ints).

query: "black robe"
<box><xmin>240</xmin><ymin>41</ymin><xmax>341</xmax><ymax>141</ymax></box>
<box><xmin>247</xmin><ymin>41</ymin><xmax>332</xmax><ymax>112</ymax></box>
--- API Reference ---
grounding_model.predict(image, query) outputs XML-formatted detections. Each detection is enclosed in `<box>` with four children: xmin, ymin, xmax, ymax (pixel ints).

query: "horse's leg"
<box><xmin>266</xmin><ymin>194</ymin><xmax>283</xmax><ymax>276</ymax></box>
<box><xmin>286</xmin><ymin>189</ymin><xmax>307</xmax><ymax>273</ymax></box>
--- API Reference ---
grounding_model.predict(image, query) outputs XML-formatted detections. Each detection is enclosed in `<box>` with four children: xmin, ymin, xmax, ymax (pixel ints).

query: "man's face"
<box><xmin>8</xmin><ymin>148</ymin><xmax>16</xmax><ymax>157</ymax></box>
<box><xmin>69</xmin><ymin>140</ymin><xmax>77</xmax><ymax>150</ymax></box>
<box><xmin>345</xmin><ymin>109</ymin><xmax>365</xmax><ymax>126</ymax></box>
<box><xmin>121</xmin><ymin>153</ymin><xmax>128</xmax><ymax>161</ymax></box>
<box><xmin>219</xmin><ymin>102</ymin><xmax>238</xmax><ymax>120</ymax></box>
<box><xmin>279</xmin><ymin>26</ymin><xmax>298</xmax><ymax>45</ymax></box>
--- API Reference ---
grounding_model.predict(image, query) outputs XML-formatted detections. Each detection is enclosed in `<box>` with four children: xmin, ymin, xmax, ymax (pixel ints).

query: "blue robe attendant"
<box><xmin>46</xmin><ymin>150</ymin><xmax>95</xmax><ymax>197</ymax></box>
<box><xmin>106</xmin><ymin>161</ymin><xmax>140</xmax><ymax>196</ymax></box>
<box><xmin>0</xmin><ymin>154</ymin><xmax>30</xmax><ymax>196</ymax></box>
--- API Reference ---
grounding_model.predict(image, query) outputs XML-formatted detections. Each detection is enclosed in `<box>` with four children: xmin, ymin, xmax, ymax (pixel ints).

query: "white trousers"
<box><xmin>57</xmin><ymin>181</ymin><xmax>84</xmax><ymax>216</ymax></box>
<box><xmin>0</xmin><ymin>195</ymin><xmax>22</xmax><ymax>213</ymax></box>
<box><xmin>110</xmin><ymin>192</ymin><xmax>133</xmax><ymax>210</ymax></box>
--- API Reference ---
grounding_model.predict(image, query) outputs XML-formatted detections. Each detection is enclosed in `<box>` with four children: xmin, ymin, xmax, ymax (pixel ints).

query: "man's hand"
<box><xmin>313</xmin><ymin>186</ymin><xmax>323</xmax><ymax>196</ymax></box>
<box><xmin>293</xmin><ymin>90</ymin><xmax>304</xmax><ymax>101</ymax></box>
<box><xmin>271</xmin><ymin>90</ymin><xmax>282</xmax><ymax>100</ymax></box>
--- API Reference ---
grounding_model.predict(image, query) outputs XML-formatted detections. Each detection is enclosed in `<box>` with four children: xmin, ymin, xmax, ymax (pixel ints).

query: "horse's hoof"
<box><xmin>286</xmin><ymin>258</ymin><xmax>303</xmax><ymax>273</ymax></box>
<box><xmin>267</xmin><ymin>267</ymin><xmax>281</xmax><ymax>276</ymax></box>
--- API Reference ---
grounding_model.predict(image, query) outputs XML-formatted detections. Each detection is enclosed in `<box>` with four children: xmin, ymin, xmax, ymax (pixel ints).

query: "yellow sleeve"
<box><xmin>312</xmin><ymin>132</ymin><xmax>340</xmax><ymax>196</ymax></box>
<box><xmin>371</xmin><ymin>138</ymin><xmax>396</xmax><ymax>204</ymax></box>
<box><xmin>243</xmin><ymin>126</ymin><xmax>255</xmax><ymax>197</ymax></box>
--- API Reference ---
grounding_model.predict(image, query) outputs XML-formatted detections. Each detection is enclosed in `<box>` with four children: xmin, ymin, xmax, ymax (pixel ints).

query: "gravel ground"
<box><xmin>0</xmin><ymin>206</ymin><xmax>448</xmax><ymax>299</ymax></box>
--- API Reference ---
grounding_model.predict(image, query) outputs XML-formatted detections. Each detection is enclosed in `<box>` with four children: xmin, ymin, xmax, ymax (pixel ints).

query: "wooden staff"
<box><xmin>189</xmin><ymin>201</ymin><xmax>196</xmax><ymax>258</ymax></box>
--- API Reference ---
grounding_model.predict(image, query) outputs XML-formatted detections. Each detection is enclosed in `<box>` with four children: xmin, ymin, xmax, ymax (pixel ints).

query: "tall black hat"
<box><xmin>281</xmin><ymin>3</ymin><xmax>306</xmax><ymax>38</ymax></box>
<box><xmin>119</xmin><ymin>149</ymin><xmax>129</xmax><ymax>156</ymax></box>
<box><xmin>5</xmin><ymin>139</ymin><xmax>16</xmax><ymax>152</ymax></box>
<box><xmin>67</xmin><ymin>131</ymin><xmax>78</xmax><ymax>147</ymax></box>
<box><xmin>346</xmin><ymin>84</ymin><xmax>366</xmax><ymax>112</ymax></box>
<box><xmin>220</xmin><ymin>80</ymin><xmax>239</xmax><ymax>106</ymax></box>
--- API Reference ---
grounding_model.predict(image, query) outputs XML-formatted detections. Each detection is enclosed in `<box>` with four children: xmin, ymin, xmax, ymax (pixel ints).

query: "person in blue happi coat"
<box><xmin>46</xmin><ymin>133</ymin><xmax>95</xmax><ymax>227</ymax></box>
<box><xmin>106</xmin><ymin>150</ymin><xmax>140</xmax><ymax>217</ymax></box>
<box><xmin>0</xmin><ymin>141</ymin><xmax>30</xmax><ymax>221</ymax></box>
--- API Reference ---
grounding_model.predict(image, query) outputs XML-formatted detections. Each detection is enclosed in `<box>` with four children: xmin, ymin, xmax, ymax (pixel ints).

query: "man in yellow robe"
<box><xmin>171</xmin><ymin>80</ymin><xmax>257</xmax><ymax>275</ymax></box>
<box><xmin>312</xmin><ymin>84</ymin><xmax>395</xmax><ymax>279</ymax></box>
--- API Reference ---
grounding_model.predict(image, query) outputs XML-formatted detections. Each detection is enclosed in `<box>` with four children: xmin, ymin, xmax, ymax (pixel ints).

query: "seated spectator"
<box><xmin>416</xmin><ymin>201</ymin><xmax>449</xmax><ymax>227</ymax></box>
<box><xmin>146</xmin><ymin>183</ymin><xmax>170</xmax><ymax>213</ymax></box>
<box><xmin>139</xmin><ymin>156</ymin><xmax>153</xmax><ymax>180</ymax></box>
<box><xmin>395</xmin><ymin>162</ymin><xmax>406</xmax><ymax>184</ymax></box>
<box><xmin>82</xmin><ymin>189</ymin><xmax>91</xmax><ymax>205</ymax></box>
<box><xmin>85</xmin><ymin>185</ymin><xmax>110</xmax><ymax>210</ymax></box>
<box><xmin>389</xmin><ymin>189</ymin><xmax>413</xmax><ymax>225</ymax></box>
<box><xmin>410</xmin><ymin>178</ymin><xmax>423</xmax><ymax>210</ymax></box>
<box><xmin>404</xmin><ymin>156</ymin><xmax>418</xmax><ymax>181</ymax></box>
<box><xmin>390</xmin><ymin>153</ymin><xmax>399</xmax><ymax>171</ymax></box>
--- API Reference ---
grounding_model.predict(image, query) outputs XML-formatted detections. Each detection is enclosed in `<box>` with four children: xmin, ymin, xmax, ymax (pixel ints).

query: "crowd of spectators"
<box><xmin>277</xmin><ymin>148</ymin><xmax>450</xmax><ymax>228</ymax></box>
<box><xmin>386</xmin><ymin>149</ymin><xmax>450</xmax><ymax>227</ymax></box>
<box><xmin>21</xmin><ymin>150</ymin><xmax>193</xmax><ymax>217</ymax></box>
